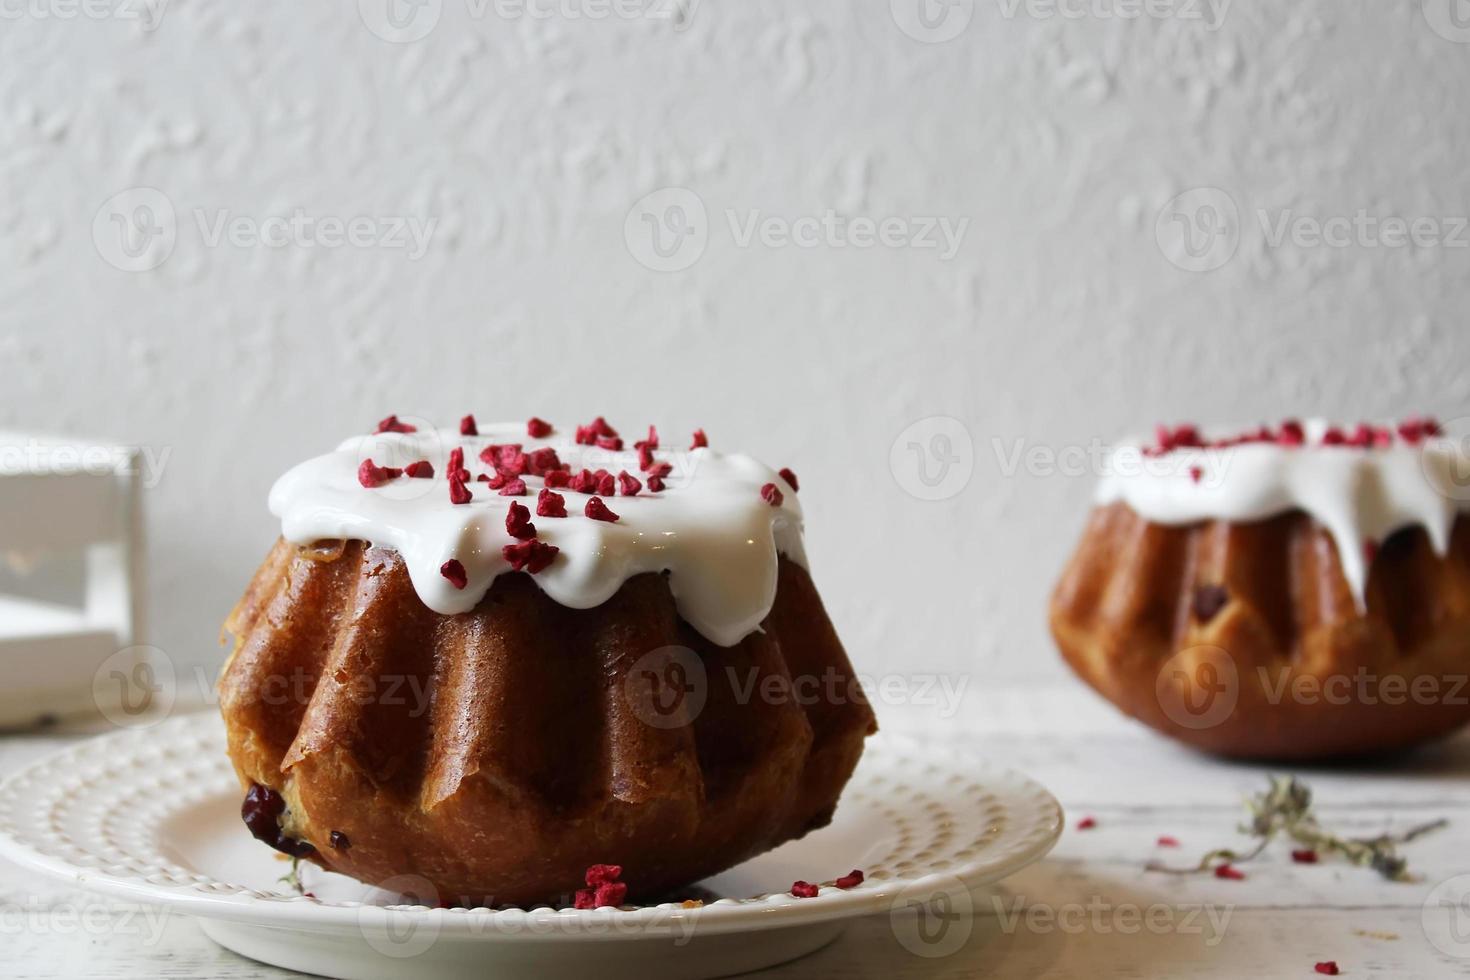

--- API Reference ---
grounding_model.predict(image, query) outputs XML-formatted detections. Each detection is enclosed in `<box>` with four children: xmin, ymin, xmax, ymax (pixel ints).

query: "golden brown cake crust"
<box><xmin>219</xmin><ymin>539</ymin><xmax>876</xmax><ymax>906</ymax></box>
<box><xmin>1051</xmin><ymin>503</ymin><xmax>1470</xmax><ymax>760</ymax></box>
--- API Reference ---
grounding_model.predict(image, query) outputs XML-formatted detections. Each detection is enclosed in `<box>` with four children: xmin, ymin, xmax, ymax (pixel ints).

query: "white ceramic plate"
<box><xmin>0</xmin><ymin>713</ymin><xmax>1062</xmax><ymax>980</ymax></box>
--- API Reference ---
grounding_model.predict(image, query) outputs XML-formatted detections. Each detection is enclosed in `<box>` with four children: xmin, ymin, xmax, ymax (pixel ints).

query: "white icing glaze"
<box><xmin>1096</xmin><ymin>420</ymin><xmax>1470</xmax><ymax>604</ymax></box>
<box><xmin>268</xmin><ymin>423</ymin><xmax>805</xmax><ymax>647</ymax></box>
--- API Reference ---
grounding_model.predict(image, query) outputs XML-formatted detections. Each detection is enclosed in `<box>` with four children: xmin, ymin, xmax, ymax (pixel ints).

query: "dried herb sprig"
<box><xmin>1147</xmin><ymin>775</ymin><xmax>1446</xmax><ymax>882</ymax></box>
<box><xmin>279</xmin><ymin>855</ymin><xmax>306</xmax><ymax>893</ymax></box>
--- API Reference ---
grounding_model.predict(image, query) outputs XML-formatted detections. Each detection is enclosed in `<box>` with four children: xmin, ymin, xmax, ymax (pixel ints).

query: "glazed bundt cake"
<box><xmin>1051</xmin><ymin>418</ymin><xmax>1470</xmax><ymax>760</ymax></box>
<box><xmin>220</xmin><ymin>415</ymin><xmax>876</xmax><ymax>907</ymax></box>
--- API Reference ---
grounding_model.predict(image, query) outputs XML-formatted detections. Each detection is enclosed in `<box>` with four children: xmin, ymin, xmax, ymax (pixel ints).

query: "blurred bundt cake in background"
<box><xmin>220</xmin><ymin>415</ymin><xmax>876</xmax><ymax>907</ymax></box>
<box><xmin>1051</xmin><ymin>418</ymin><xmax>1470</xmax><ymax>760</ymax></box>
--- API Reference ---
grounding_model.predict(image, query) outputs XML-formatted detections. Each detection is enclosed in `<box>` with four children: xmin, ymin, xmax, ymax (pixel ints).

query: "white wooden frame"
<box><xmin>0</xmin><ymin>433</ymin><xmax>145</xmax><ymax>726</ymax></box>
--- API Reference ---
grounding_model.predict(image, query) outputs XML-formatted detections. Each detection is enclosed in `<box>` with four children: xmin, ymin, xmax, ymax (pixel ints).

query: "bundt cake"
<box><xmin>219</xmin><ymin>415</ymin><xmax>876</xmax><ymax>907</ymax></box>
<box><xmin>1051</xmin><ymin>418</ymin><xmax>1470</xmax><ymax>760</ymax></box>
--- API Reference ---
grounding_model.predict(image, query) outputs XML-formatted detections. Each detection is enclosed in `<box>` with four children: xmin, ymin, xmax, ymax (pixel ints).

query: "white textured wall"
<box><xmin>3</xmin><ymin>0</ymin><xmax>1470</xmax><ymax>689</ymax></box>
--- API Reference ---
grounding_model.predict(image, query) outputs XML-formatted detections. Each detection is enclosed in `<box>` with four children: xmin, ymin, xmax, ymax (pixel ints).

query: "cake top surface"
<box><xmin>268</xmin><ymin>415</ymin><xmax>805</xmax><ymax>647</ymax></box>
<box><xmin>1096</xmin><ymin>417</ymin><xmax>1470</xmax><ymax>603</ymax></box>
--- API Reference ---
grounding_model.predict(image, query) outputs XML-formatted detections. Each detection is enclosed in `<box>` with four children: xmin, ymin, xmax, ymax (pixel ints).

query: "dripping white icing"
<box><xmin>1095</xmin><ymin>420</ymin><xmax>1470</xmax><ymax>605</ymax></box>
<box><xmin>268</xmin><ymin>424</ymin><xmax>806</xmax><ymax>647</ymax></box>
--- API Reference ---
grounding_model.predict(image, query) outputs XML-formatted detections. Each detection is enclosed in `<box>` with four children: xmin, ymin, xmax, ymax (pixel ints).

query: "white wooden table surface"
<box><xmin>3</xmin><ymin>687</ymin><xmax>1469</xmax><ymax>979</ymax></box>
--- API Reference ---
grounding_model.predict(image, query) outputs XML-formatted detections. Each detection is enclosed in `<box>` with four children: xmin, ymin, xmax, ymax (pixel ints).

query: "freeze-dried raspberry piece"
<box><xmin>526</xmin><ymin>541</ymin><xmax>558</xmax><ymax>573</ymax></box>
<box><xmin>1278</xmin><ymin>420</ymin><xmax>1306</xmax><ymax>446</ymax></box>
<box><xmin>646</xmin><ymin>475</ymin><xmax>665</xmax><ymax>493</ymax></box>
<box><xmin>357</xmin><ymin>459</ymin><xmax>400</xmax><ymax>488</ymax></box>
<box><xmin>760</xmin><ymin>483</ymin><xmax>783</xmax><ymax>507</ymax></box>
<box><xmin>527</xmin><ymin>416</ymin><xmax>552</xmax><ymax>438</ymax></box>
<box><xmin>497</xmin><ymin>447</ymin><xmax>527</xmax><ymax>476</ymax></box>
<box><xmin>1245</xmin><ymin>425</ymin><xmax>1275</xmax><ymax>444</ymax></box>
<box><xmin>1347</xmin><ymin>423</ymin><xmax>1376</xmax><ymax>448</ymax></box>
<box><xmin>1173</xmin><ymin>424</ymin><xmax>1203</xmax><ymax>448</ymax></box>
<box><xmin>1399</xmin><ymin>415</ymin><xmax>1444</xmax><ymax>444</ymax></box>
<box><xmin>690</xmin><ymin>429</ymin><xmax>708</xmax><ymax>449</ymax></box>
<box><xmin>404</xmin><ymin>460</ymin><xmax>434</xmax><ymax>478</ymax></box>
<box><xmin>634</xmin><ymin>425</ymin><xmax>658</xmax><ymax>451</ymax></box>
<box><xmin>439</xmin><ymin>559</ymin><xmax>467</xmax><ymax>589</ymax></box>
<box><xmin>779</xmin><ymin>467</ymin><xmax>799</xmax><ymax>492</ymax></box>
<box><xmin>585</xmin><ymin>864</ymin><xmax>622</xmax><ymax>886</ymax></box>
<box><xmin>570</xmin><ymin>469</ymin><xmax>597</xmax><ymax>494</ymax></box>
<box><xmin>596</xmin><ymin>435</ymin><xmax>624</xmax><ymax>451</ymax></box>
<box><xmin>537</xmin><ymin>488</ymin><xmax>567</xmax><ymax>518</ymax></box>
<box><xmin>576</xmin><ymin>416</ymin><xmax>618</xmax><ymax>445</ymax></box>
<box><xmin>834</xmin><ymin>870</ymin><xmax>863</xmax><ymax>889</ymax></box>
<box><xmin>502</xmin><ymin>539</ymin><xmax>559</xmax><ymax>573</ymax></box>
<box><xmin>479</xmin><ymin>443</ymin><xmax>523</xmax><ymax>469</ymax></box>
<box><xmin>573</xmin><ymin>882</ymin><xmax>626</xmax><ymax>909</ymax></box>
<box><xmin>637</xmin><ymin>443</ymin><xmax>655</xmax><ymax>472</ymax></box>
<box><xmin>447</xmin><ymin>448</ymin><xmax>470</xmax><ymax>483</ymax></box>
<box><xmin>596</xmin><ymin>471</ymin><xmax>616</xmax><ymax>497</ymax></box>
<box><xmin>460</xmin><ymin>415</ymin><xmax>477</xmax><ymax>436</ymax></box>
<box><xmin>1153</xmin><ymin>423</ymin><xmax>1202</xmax><ymax>453</ymax></box>
<box><xmin>545</xmin><ymin>469</ymin><xmax>572</xmax><ymax>489</ymax></box>
<box><xmin>526</xmin><ymin>447</ymin><xmax>562</xmax><ymax>476</ymax></box>
<box><xmin>593</xmin><ymin>882</ymin><xmax>627</xmax><ymax>907</ymax></box>
<box><xmin>449</xmin><ymin>476</ymin><xmax>472</xmax><ymax>504</ymax></box>
<box><xmin>790</xmin><ymin>881</ymin><xmax>819</xmax><ymax>899</ymax></box>
<box><xmin>498</xmin><ymin>477</ymin><xmax>527</xmax><ymax>496</ymax></box>
<box><xmin>505</xmin><ymin>501</ymin><xmax>535</xmax><ymax>540</ymax></box>
<box><xmin>585</xmin><ymin>497</ymin><xmax>619</xmax><ymax>522</ymax></box>
<box><xmin>572</xmin><ymin>863</ymin><xmax>628</xmax><ymax>907</ymax></box>
<box><xmin>375</xmin><ymin>415</ymin><xmax>416</xmax><ymax>434</ymax></box>
<box><xmin>617</xmin><ymin>471</ymin><xmax>642</xmax><ymax>496</ymax></box>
